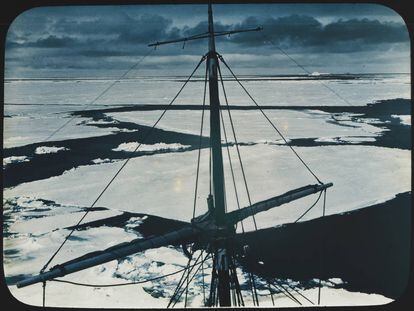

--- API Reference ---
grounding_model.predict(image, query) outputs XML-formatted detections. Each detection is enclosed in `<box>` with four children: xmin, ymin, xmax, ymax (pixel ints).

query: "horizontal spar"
<box><xmin>17</xmin><ymin>226</ymin><xmax>196</xmax><ymax>288</ymax></box>
<box><xmin>148</xmin><ymin>27</ymin><xmax>262</xmax><ymax>47</ymax></box>
<box><xmin>227</xmin><ymin>183</ymin><xmax>333</xmax><ymax>225</ymax></box>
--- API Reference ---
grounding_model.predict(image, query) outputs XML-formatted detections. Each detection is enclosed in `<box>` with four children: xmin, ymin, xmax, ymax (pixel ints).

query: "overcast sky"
<box><xmin>5</xmin><ymin>3</ymin><xmax>410</xmax><ymax>77</ymax></box>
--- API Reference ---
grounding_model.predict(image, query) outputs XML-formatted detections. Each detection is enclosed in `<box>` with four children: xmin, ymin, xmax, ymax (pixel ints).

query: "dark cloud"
<box><xmin>52</xmin><ymin>13</ymin><xmax>180</xmax><ymax>43</ymax></box>
<box><xmin>229</xmin><ymin>15</ymin><xmax>408</xmax><ymax>52</ymax></box>
<box><xmin>29</xmin><ymin>35</ymin><xmax>77</xmax><ymax>48</ymax></box>
<box><xmin>4</xmin><ymin>5</ymin><xmax>409</xmax><ymax>74</ymax></box>
<box><xmin>117</xmin><ymin>14</ymin><xmax>177</xmax><ymax>43</ymax></box>
<box><xmin>6</xmin><ymin>13</ymin><xmax>184</xmax><ymax>57</ymax></box>
<box><xmin>8</xmin><ymin>13</ymin><xmax>407</xmax><ymax>52</ymax></box>
<box><xmin>318</xmin><ymin>18</ymin><xmax>407</xmax><ymax>44</ymax></box>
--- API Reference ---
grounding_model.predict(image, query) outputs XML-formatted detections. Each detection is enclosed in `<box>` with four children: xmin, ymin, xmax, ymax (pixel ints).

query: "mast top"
<box><xmin>148</xmin><ymin>4</ymin><xmax>262</xmax><ymax>48</ymax></box>
<box><xmin>208</xmin><ymin>2</ymin><xmax>216</xmax><ymax>53</ymax></box>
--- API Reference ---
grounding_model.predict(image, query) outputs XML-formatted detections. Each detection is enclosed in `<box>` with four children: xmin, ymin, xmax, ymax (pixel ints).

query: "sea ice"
<box><xmin>4</xmin><ymin>145</ymin><xmax>410</xmax><ymax>232</ymax></box>
<box><xmin>3</xmin><ymin>115</ymin><xmax>121</xmax><ymax>148</ymax></box>
<box><xmin>91</xmin><ymin>158</ymin><xmax>115</xmax><ymax>164</ymax></box>
<box><xmin>34</xmin><ymin>146</ymin><xmax>68</xmax><ymax>154</ymax></box>
<box><xmin>3</xmin><ymin>74</ymin><xmax>410</xmax><ymax>308</ymax></box>
<box><xmin>391</xmin><ymin>114</ymin><xmax>411</xmax><ymax>126</ymax></box>
<box><xmin>108</xmin><ymin>109</ymin><xmax>384</xmax><ymax>144</ymax></box>
<box><xmin>339</xmin><ymin>136</ymin><xmax>377</xmax><ymax>143</ymax></box>
<box><xmin>112</xmin><ymin>142</ymin><xmax>191</xmax><ymax>152</ymax></box>
<box><xmin>3</xmin><ymin>156</ymin><xmax>30</xmax><ymax>167</ymax></box>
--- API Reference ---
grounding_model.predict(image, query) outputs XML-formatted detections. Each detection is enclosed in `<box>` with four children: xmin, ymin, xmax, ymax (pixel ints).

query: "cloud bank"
<box><xmin>5</xmin><ymin>4</ymin><xmax>410</xmax><ymax>76</ymax></box>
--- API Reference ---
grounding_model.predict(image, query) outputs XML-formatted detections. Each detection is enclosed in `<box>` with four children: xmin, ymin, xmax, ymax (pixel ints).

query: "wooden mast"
<box><xmin>16</xmin><ymin>4</ymin><xmax>335</xmax><ymax>308</ymax></box>
<box><xmin>206</xmin><ymin>2</ymin><xmax>231</xmax><ymax>306</ymax></box>
<box><xmin>207</xmin><ymin>2</ymin><xmax>226</xmax><ymax>225</ymax></box>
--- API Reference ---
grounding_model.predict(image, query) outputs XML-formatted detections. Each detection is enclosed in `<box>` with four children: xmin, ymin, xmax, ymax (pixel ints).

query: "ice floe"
<box><xmin>109</xmin><ymin>109</ymin><xmax>384</xmax><ymax>143</ymax></box>
<box><xmin>339</xmin><ymin>136</ymin><xmax>377</xmax><ymax>143</ymax></box>
<box><xmin>35</xmin><ymin>146</ymin><xmax>68</xmax><ymax>154</ymax></box>
<box><xmin>3</xmin><ymin>156</ymin><xmax>30</xmax><ymax>167</ymax></box>
<box><xmin>4</xmin><ymin>145</ymin><xmax>410</xmax><ymax>232</ymax></box>
<box><xmin>112</xmin><ymin>142</ymin><xmax>190</xmax><ymax>152</ymax></box>
<box><xmin>7</xmin><ymin>246</ymin><xmax>392</xmax><ymax>308</ymax></box>
<box><xmin>3</xmin><ymin>116</ymin><xmax>120</xmax><ymax>148</ymax></box>
<box><xmin>391</xmin><ymin>114</ymin><xmax>411</xmax><ymax>126</ymax></box>
<box><xmin>79</xmin><ymin>119</ymin><xmax>119</xmax><ymax>125</ymax></box>
<box><xmin>3</xmin><ymin>73</ymin><xmax>410</xmax><ymax>307</ymax></box>
<box><xmin>91</xmin><ymin>158</ymin><xmax>115</xmax><ymax>164</ymax></box>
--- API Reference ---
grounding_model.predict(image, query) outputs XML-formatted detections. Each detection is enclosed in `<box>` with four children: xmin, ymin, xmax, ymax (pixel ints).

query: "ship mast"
<box><xmin>207</xmin><ymin>0</ymin><xmax>226</xmax><ymax>227</ymax></box>
<box><xmin>16</xmin><ymin>3</ymin><xmax>334</xmax><ymax>308</ymax></box>
<box><xmin>206</xmin><ymin>2</ymin><xmax>231</xmax><ymax>306</ymax></box>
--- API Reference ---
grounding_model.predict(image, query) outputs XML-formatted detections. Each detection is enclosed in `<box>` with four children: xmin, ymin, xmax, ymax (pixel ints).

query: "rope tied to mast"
<box><xmin>217</xmin><ymin>54</ymin><xmax>324</xmax><ymax>185</ymax></box>
<box><xmin>50</xmin><ymin>257</ymin><xmax>206</xmax><ymax>288</ymax></box>
<box><xmin>216</xmin><ymin>52</ymin><xmax>333</xmax><ymax>307</ymax></box>
<box><xmin>192</xmin><ymin>62</ymin><xmax>209</xmax><ymax>219</ymax></box>
<box><xmin>217</xmin><ymin>63</ymin><xmax>258</xmax><ymax>232</ymax></box>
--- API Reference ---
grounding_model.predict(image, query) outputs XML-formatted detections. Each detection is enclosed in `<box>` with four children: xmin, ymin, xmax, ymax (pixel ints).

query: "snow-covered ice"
<box><xmin>3</xmin><ymin>115</ymin><xmax>120</xmax><ymax>148</ymax></box>
<box><xmin>112</xmin><ymin>142</ymin><xmax>190</xmax><ymax>152</ymax></box>
<box><xmin>4</xmin><ymin>145</ymin><xmax>410</xmax><ymax>231</ymax></box>
<box><xmin>34</xmin><ymin>146</ymin><xmax>68</xmax><ymax>154</ymax></box>
<box><xmin>91</xmin><ymin>158</ymin><xmax>115</xmax><ymax>164</ymax></box>
<box><xmin>391</xmin><ymin>114</ymin><xmax>411</xmax><ymax>126</ymax></box>
<box><xmin>3</xmin><ymin>156</ymin><xmax>30</xmax><ymax>167</ymax></box>
<box><xmin>108</xmin><ymin>108</ymin><xmax>385</xmax><ymax>143</ymax></box>
<box><xmin>7</xmin><ymin>249</ymin><xmax>392</xmax><ymax>308</ymax></box>
<box><xmin>3</xmin><ymin>73</ymin><xmax>410</xmax><ymax>308</ymax></box>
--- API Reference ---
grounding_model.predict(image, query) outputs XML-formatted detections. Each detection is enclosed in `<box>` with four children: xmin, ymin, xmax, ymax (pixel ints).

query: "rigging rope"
<box><xmin>219</xmin><ymin>105</ymin><xmax>260</xmax><ymax>305</ymax></box>
<box><xmin>271</xmin><ymin>280</ymin><xmax>302</xmax><ymax>305</ymax></box>
<box><xmin>218</xmin><ymin>54</ymin><xmax>330</xmax><ymax>307</ymax></box>
<box><xmin>170</xmin><ymin>253</ymin><xmax>211</xmax><ymax>308</ymax></box>
<box><xmin>209</xmin><ymin>145</ymin><xmax>212</xmax><ymax>195</ymax></box>
<box><xmin>267</xmin><ymin>281</ymin><xmax>275</xmax><ymax>306</ymax></box>
<box><xmin>260</xmin><ymin>34</ymin><xmax>355</xmax><ymax>107</ymax></box>
<box><xmin>217</xmin><ymin>63</ymin><xmax>258</xmax><ymax>231</ymax></box>
<box><xmin>168</xmin><ymin>251</ymin><xmax>206</xmax><ymax>308</ymax></box>
<box><xmin>201</xmin><ymin>252</ymin><xmax>206</xmax><ymax>305</ymax></box>
<box><xmin>168</xmin><ymin>254</ymin><xmax>195</xmax><ymax>307</ymax></box>
<box><xmin>192</xmin><ymin>62</ymin><xmax>208</xmax><ymax>219</ymax></box>
<box><xmin>219</xmin><ymin>109</ymin><xmax>259</xmax><ymax>305</ymax></box>
<box><xmin>250</xmin><ymin>253</ymin><xmax>316</xmax><ymax>306</ymax></box>
<box><xmin>221</xmin><ymin>57</ymin><xmax>330</xmax><ymax>307</ymax></box>
<box><xmin>39</xmin><ymin>54</ymin><xmax>207</xmax><ymax>274</ymax></box>
<box><xmin>50</xmin><ymin>260</ymin><xmax>202</xmax><ymax>288</ymax></box>
<box><xmin>281</xmin><ymin>280</ymin><xmax>315</xmax><ymax>305</ymax></box>
<box><xmin>176</xmin><ymin>254</ymin><xmax>211</xmax><ymax>308</ymax></box>
<box><xmin>219</xmin><ymin>110</ymin><xmax>245</xmax><ymax>233</ymax></box>
<box><xmin>207</xmin><ymin>255</ymin><xmax>217</xmax><ymax>306</ymax></box>
<box><xmin>184</xmin><ymin>246</ymin><xmax>196</xmax><ymax>307</ymax></box>
<box><xmin>250</xmin><ymin>272</ymin><xmax>260</xmax><ymax>306</ymax></box>
<box><xmin>269</xmin><ymin>281</ymin><xmax>297</xmax><ymax>304</ymax></box>
<box><xmin>42</xmin><ymin>281</ymin><xmax>46</xmax><ymax>307</ymax></box>
<box><xmin>218</xmin><ymin>55</ymin><xmax>323</xmax><ymax>185</ymax></box>
<box><xmin>293</xmin><ymin>190</ymin><xmax>323</xmax><ymax>223</ymax></box>
<box><xmin>230</xmin><ymin>256</ymin><xmax>244</xmax><ymax>306</ymax></box>
<box><xmin>43</xmin><ymin>48</ymin><xmax>155</xmax><ymax>143</ymax></box>
<box><xmin>185</xmin><ymin>250</ymin><xmax>206</xmax><ymax>307</ymax></box>
<box><xmin>318</xmin><ymin>189</ymin><xmax>327</xmax><ymax>305</ymax></box>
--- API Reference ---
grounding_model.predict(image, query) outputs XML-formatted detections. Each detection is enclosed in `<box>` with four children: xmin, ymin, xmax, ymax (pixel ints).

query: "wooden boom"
<box><xmin>227</xmin><ymin>183</ymin><xmax>333</xmax><ymax>225</ymax></box>
<box><xmin>16</xmin><ymin>182</ymin><xmax>332</xmax><ymax>288</ymax></box>
<box><xmin>17</xmin><ymin>226</ymin><xmax>195</xmax><ymax>288</ymax></box>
